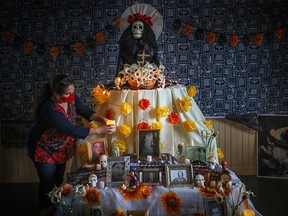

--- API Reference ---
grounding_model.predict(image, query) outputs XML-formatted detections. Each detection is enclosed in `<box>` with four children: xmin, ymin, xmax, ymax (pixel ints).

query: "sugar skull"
<box><xmin>229</xmin><ymin>35</ymin><xmax>239</xmax><ymax>47</ymax></box>
<box><xmin>132</xmin><ymin>20</ymin><xmax>144</xmax><ymax>39</ymax></box>
<box><xmin>206</xmin><ymin>32</ymin><xmax>216</xmax><ymax>44</ymax></box>
<box><xmin>24</xmin><ymin>40</ymin><xmax>34</xmax><ymax>53</ymax></box>
<box><xmin>182</xmin><ymin>23</ymin><xmax>192</xmax><ymax>37</ymax></box>
<box><xmin>1</xmin><ymin>30</ymin><xmax>12</xmax><ymax>42</ymax></box>
<box><xmin>100</xmin><ymin>154</ymin><xmax>108</xmax><ymax>168</ymax></box>
<box><xmin>195</xmin><ymin>174</ymin><xmax>205</xmax><ymax>188</ymax></box>
<box><xmin>253</xmin><ymin>33</ymin><xmax>263</xmax><ymax>46</ymax></box>
<box><xmin>88</xmin><ymin>173</ymin><xmax>98</xmax><ymax>188</ymax></box>
<box><xmin>50</xmin><ymin>45</ymin><xmax>59</xmax><ymax>59</ymax></box>
<box><xmin>74</xmin><ymin>41</ymin><xmax>84</xmax><ymax>54</ymax></box>
<box><xmin>207</xmin><ymin>156</ymin><xmax>216</xmax><ymax>170</ymax></box>
<box><xmin>96</xmin><ymin>32</ymin><xmax>105</xmax><ymax>44</ymax></box>
<box><xmin>275</xmin><ymin>28</ymin><xmax>285</xmax><ymax>41</ymax></box>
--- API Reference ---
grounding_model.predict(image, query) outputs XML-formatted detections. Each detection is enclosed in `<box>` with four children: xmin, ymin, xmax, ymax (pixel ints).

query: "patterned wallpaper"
<box><xmin>0</xmin><ymin>0</ymin><xmax>287</xmax><ymax>120</ymax></box>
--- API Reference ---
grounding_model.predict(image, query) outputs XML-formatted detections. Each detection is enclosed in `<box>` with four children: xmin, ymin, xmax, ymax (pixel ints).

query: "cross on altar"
<box><xmin>137</xmin><ymin>50</ymin><xmax>150</xmax><ymax>66</ymax></box>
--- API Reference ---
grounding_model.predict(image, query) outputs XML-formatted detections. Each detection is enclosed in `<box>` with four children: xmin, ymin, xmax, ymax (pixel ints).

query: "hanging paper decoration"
<box><xmin>50</xmin><ymin>44</ymin><xmax>60</xmax><ymax>58</ymax></box>
<box><xmin>86</xmin><ymin>37</ymin><xmax>95</xmax><ymax>49</ymax></box>
<box><xmin>74</xmin><ymin>41</ymin><xmax>84</xmax><ymax>54</ymax></box>
<box><xmin>172</xmin><ymin>19</ymin><xmax>182</xmax><ymax>31</ymax></box>
<box><xmin>206</xmin><ymin>32</ymin><xmax>216</xmax><ymax>44</ymax></box>
<box><xmin>195</xmin><ymin>29</ymin><xmax>205</xmax><ymax>40</ymax></box>
<box><xmin>242</xmin><ymin>34</ymin><xmax>250</xmax><ymax>46</ymax></box>
<box><xmin>114</xmin><ymin>17</ymin><xmax>121</xmax><ymax>28</ymax></box>
<box><xmin>275</xmin><ymin>28</ymin><xmax>285</xmax><ymax>41</ymax></box>
<box><xmin>229</xmin><ymin>35</ymin><xmax>239</xmax><ymax>47</ymax></box>
<box><xmin>35</xmin><ymin>44</ymin><xmax>46</xmax><ymax>55</ymax></box>
<box><xmin>265</xmin><ymin>31</ymin><xmax>274</xmax><ymax>42</ymax></box>
<box><xmin>95</xmin><ymin>32</ymin><xmax>105</xmax><ymax>44</ymax></box>
<box><xmin>253</xmin><ymin>33</ymin><xmax>263</xmax><ymax>46</ymax></box>
<box><xmin>182</xmin><ymin>23</ymin><xmax>192</xmax><ymax>37</ymax></box>
<box><xmin>1</xmin><ymin>30</ymin><xmax>12</xmax><ymax>42</ymax></box>
<box><xmin>218</xmin><ymin>34</ymin><xmax>227</xmax><ymax>46</ymax></box>
<box><xmin>24</xmin><ymin>40</ymin><xmax>34</xmax><ymax>53</ymax></box>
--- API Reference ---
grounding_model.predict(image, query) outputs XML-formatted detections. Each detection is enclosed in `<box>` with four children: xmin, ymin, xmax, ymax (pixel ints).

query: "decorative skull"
<box><xmin>229</xmin><ymin>35</ymin><xmax>239</xmax><ymax>47</ymax></box>
<box><xmin>24</xmin><ymin>41</ymin><xmax>34</xmax><ymax>53</ymax></box>
<box><xmin>207</xmin><ymin>156</ymin><xmax>216</xmax><ymax>170</ymax></box>
<box><xmin>275</xmin><ymin>28</ymin><xmax>285</xmax><ymax>41</ymax></box>
<box><xmin>253</xmin><ymin>33</ymin><xmax>263</xmax><ymax>46</ymax></box>
<box><xmin>195</xmin><ymin>174</ymin><xmax>205</xmax><ymax>188</ymax></box>
<box><xmin>88</xmin><ymin>173</ymin><xmax>98</xmax><ymax>188</ymax></box>
<box><xmin>132</xmin><ymin>21</ymin><xmax>144</xmax><ymax>39</ymax></box>
<box><xmin>100</xmin><ymin>154</ymin><xmax>108</xmax><ymax>168</ymax></box>
<box><xmin>50</xmin><ymin>45</ymin><xmax>59</xmax><ymax>59</ymax></box>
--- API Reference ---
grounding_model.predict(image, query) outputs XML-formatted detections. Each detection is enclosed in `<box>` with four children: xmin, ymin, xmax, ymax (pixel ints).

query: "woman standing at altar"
<box><xmin>27</xmin><ymin>74</ymin><xmax>116</xmax><ymax>215</ymax></box>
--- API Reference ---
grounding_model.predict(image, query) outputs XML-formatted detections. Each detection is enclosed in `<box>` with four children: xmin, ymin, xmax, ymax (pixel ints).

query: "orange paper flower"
<box><xmin>92</xmin><ymin>86</ymin><xmax>108</xmax><ymax>104</ymax></box>
<box><xmin>118</xmin><ymin>186</ymin><xmax>152</xmax><ymax>200</ymax></box>
<box><xmin>113</xmin><ymin>209</ymin><xmax>126</xmax><ymax>216</ymax></box>
<box><xmin>168</xmin><ymin>112</ymin><xmax>180</xmax><ymax>124</ymax></box>
<box><xmin>137</xmin><ymin>122</ymin><xmax>150</xmax><ymax>129</ymax></box>
<box><xmin>187</xmin><ymin>86</ymin><xmax>197</xmax><ymax>97</ymax></box>
<box><xmin>61</xmin><ymin>184</ymin><xmax>73</xmax><ymax>197</ymax></box>
<box><xmin>160</xmin><ymin>190</ymin><xmax>181</xmax><ymax>215</ymax></box>
<box><xmin>114</xmin><ymin>17</ymin><xmax>121</xmax><ymax>28</ymax></box>
<box><xmin>82</xmin><ymin>189</ymin><xmax>101</xmax><ymax>207</ymax></box>
<box><xmin>139</xmin><ymin>98</ymin><xmax>150</xmax><ymax>110</ymax></box>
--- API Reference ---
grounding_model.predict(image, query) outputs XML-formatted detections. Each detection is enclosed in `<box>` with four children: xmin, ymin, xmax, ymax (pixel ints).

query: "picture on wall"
<box><xmin>257</xmin><ymin>115</ymin><xmax>288</xmax><ymax>179</ymax></box>
<box><xmin>137</xmin><ymin>129</ymin><xmax>160</xmax><ymax>159</ymax></box>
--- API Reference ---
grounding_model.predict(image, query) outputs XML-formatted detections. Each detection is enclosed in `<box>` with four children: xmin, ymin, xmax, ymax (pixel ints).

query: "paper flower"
<box><xmin>92</xmin><ymin>86</ymin><xmax>108</xmax><ymax>104</ymax></box>
<box><xmin>137</xmin><ymin>122</ymin><xmax>150</xmax><ymax>129</ymax></box>
<box><xmin>183</xmin><ymin>120</ymin><xmax>196</xmax><ymax>132</ymax></box>
<box><xmin>112</xmin><ymin>208</ymin><xmax>126</xmax><ymax>216</ymax></box>
<box><xmin>105</xmin><ymin>109</ymin><xmax>114</xmax><ymax>119</ymax></box>
<box><xmin>187</xmin><ymin>86</ymin><xmax>197</xmax><ymax>97</ymax></box>
<box><xmin>168</xmin><ymin>112</ymin><xmax>180</xmax><ymax>124</ymax></box>
<box><xmin>177</xmin><ymin>96</ymin><xmax>192</xmax><ymax>112</ymax></box>
<box><xmin>217</xmin><ymin>148</ymin><xmax>224</xmax><ymax>160</ymax></box>
<box><xmin>160</xmin><ymin>190</ymin><xmax>181</xmax><ymax>215</ymax></box>
<box><xmin>113</xmin><ymin>139</ymin><xmax>127</xmax><ymax>153</ymax></box>
<box><xmin>203</xmin><ymin>120</ymin><xmax>213</xmax><ymax>129</ymax></box>
<box><xmin>119</xmin><ymin>124</ymin><xmax>132</xmax><ymax>137</ymax></box>
<box><xmin>61</xmin><ymin>184</ymin><xmax>74</xmax><ymax>197</ymax></box>
<box><xmin>120</xmin><ymin>102</ymin><xmax>132</xmax><ymax>115</ymax></box>
<box><xmin>118</xmin><ymin>185</ymin><xmax>152</xmax><ymax>200</ymax></box>
<box><xmin>155</xmin><ymin>106</ymin><xmax>169</xmax><ymax>118</ymax></box>
<box><xmin>139</xmin><ymin>98</ymin><xmax>150</xmax><ymax>110</ymax></box>
<box><xmin>151</xmin><ymin>121</ymin><xmax>162</xmax><ymax>130</ymax></box>
<box><xmin>82</xmin><ymin>189</ymin><xmax>101</xmax><ymax>207</ymax></box>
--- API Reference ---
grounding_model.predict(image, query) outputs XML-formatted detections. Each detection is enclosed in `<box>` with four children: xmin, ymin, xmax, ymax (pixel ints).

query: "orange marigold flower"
<box><xmin>137</xmin><ymin>122</ymin><xmax>150</xmax><ymax>129</ymax></box>
<box><xmin>168</xmin><ymin>112</ymin><xmax>180</xmax><ymax>124</ymax></box>
<box><xmin>114</xmin><ymin>17</ymin><xmax>121</xmax><ymax>28</ymax></box>
<box><xmin>105</xmin><ymin>109</ymin><xmax>114</xmax><ymax>119</ymax></box>
<box><xmin>118</xmin><ymin>186</ymin><xmax>152</xmax><ymax>200</ymax></box>
<box><xmin>183</xmin><ymin>120</ymin><xmax>196</xmax><ymax>132</ymax></box>
<box><xmin>139</xmin><ymin>98</ymin><xmax>150</xmax><ymax>110</ymax></box>
<box><xmin>82</xmin><ymin>189</ymin><xmax>101</xmax><ymax>207</ymax></box>
<box><xmin>160</xmin><ymin>190</ymin><xmax>181</xmax><ymax>215</ymax></box>
<box><xmin>61</xmin><ymin>183</ymin><xmax>73</xmax><ymax>197</ymax></box>
<box><xmin>113</xmin><ymin>209</ymin><xmax>126</xmax><ymax>216</ymax></box>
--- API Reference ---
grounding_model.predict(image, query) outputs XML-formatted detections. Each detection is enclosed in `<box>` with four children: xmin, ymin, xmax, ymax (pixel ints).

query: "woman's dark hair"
<box><xmin>32</xmin><ymin>74</ymin><xmax>74</xmax><ymax>118</ymax></box>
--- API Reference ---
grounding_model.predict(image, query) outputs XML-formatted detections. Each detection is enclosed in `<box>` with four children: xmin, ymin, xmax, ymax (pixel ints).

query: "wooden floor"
<box><xmin>0</xmin><ymin>175</ymin><xmax>287</xmax><ymax>216</ymax></box>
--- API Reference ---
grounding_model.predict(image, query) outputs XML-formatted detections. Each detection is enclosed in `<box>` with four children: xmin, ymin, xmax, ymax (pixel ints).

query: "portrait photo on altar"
<box><xmin>186</xmin><ymin>146</ymin><xmax>207</xmax><ymax>162</ymax></box>
<box><xmin>165</xmin><ymin>164</ymin><xmax>194</xmax><ymax>188</ymax></box>
<box><xmin>87</xmin><ymin>138</ymin><xmax>107</xmax><ymax>162</ymax></box>
<box><xmin>137</xmin><ymin>129</ymin><xmax>160</xmax><ymax>159</ymax></box>
<box><xmin>204</xmin><ymin>197</ymin><xmax>227</xmax><ymax>216</ymax></box>
<box><xmin>140</xmin><ymin>168</ymin><xmax>162</xmax><ymax>186</ymax></box>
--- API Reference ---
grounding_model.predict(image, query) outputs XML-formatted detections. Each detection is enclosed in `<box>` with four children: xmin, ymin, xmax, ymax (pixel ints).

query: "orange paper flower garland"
<box><xmin>139</xmin><ymin>98</ymin><xmax>150</xmax><ymax>110</ymax></box>
<box><xmin>168</xmin><ymin>112</ymin><xmax>180</xmax><ymax>124</ymax></box>
<box><xmin>160</xmin><ymin>190</ymin><xmax>181</xmax><ymax>215</ymax></box>
<box><xmin>82</xmin><ymin>189</ymin><xmax>101</xmax><ymax>207</ymax></box>
<box><xmin>118</xmin><ymin>185</ymin><xmax>152</xmax><ymax>200</ymax></box>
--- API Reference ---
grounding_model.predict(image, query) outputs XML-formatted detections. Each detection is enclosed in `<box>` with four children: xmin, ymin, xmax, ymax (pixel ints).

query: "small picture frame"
<box><xmin>165</xmin><ymin>164</ymin><xmax>194</xmax><ymax>188</ymax></box>
<box><xmin>106</xmin><ymin>156</ymin><xmax>130</xmax><ymax>188</ymax></box>
<box><xmin>204</xmin><ymin>197</ymin><xmax>228</xmax><ymax>216</ymax></box>
<box><xmin>87</xmin><ymin>138</ymin><xmax>108</xmax><ymax>162</ymax></box>
<box><xmin>137</xmin><ymin>129</ymin><xmax>160</xmax><ymax>159</ymax></box>
<box><xmin>186</xmin><ymin>146</ymin><xmax>207</xmax><ymax>162</ymax></box>
<box><xmin>127</xmin><ymin>210</ymin><xmax>149</xmax><ymax>216</ymax></box>
<box><xmin>139</xmin><ymin>168</ymin><xmax>162</xmax><ymax>186</ymax></box>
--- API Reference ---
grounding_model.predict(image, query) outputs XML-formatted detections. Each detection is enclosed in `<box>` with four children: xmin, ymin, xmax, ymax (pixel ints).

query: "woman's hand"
<box><xmin>90</xmin><ymin>125</ymin><xmax>116</xmax><ymax>135</ymax></box>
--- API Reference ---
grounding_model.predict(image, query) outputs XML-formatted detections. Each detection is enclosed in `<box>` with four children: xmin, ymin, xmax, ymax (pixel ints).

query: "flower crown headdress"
<box><xmin>127</xmin><ymin>13</ymin><xmax>153</xmax><ymax>26</ymax></box>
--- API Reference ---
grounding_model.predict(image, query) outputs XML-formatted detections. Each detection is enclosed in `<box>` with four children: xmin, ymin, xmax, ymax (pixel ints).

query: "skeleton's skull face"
<box><xmin>132</xmin><ymin>21</ymin><xmax>144</xmax><ymax>39</ymax></box>
<box><xmin>100</xmin><ymin>155</ymin><xmax>108</xmax><ymax>168</ymax></box>
<box><xmin>89</xmin><ymin>174</ymin><xmax>98</xmax><ymax>188</ymax></box>
<box><xmin>207</xmin><ymin>156</ymin><xmax>216</xmax><ymax>170</ymax></box>
<box><xmin>195</xmin><ymin>174</ymin><xmax>205</xmax><ymax>188</ymax></box>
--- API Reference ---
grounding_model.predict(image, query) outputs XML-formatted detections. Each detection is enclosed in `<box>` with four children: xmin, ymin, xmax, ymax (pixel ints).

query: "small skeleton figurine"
<box><xmin>88</xmin><ymin>173</ymin><xmax>98</xmax><ymax>189</ymax></box>
<box><xmin>195</xmin><ymin>174</ymin><xmax>205</xmax><ymax>188</ymax></box>
<box><xmin>207</xmin><ymin>156</ymin><xmax>217</xmax><ymax>170</ymax></box>
<box><xmin>100</xmin><ymin>154</ymin><xmax>108</xmax><ymax>169</ymax></box>
<box><xmin>128</xmin><ymin>171</ymin><xmax>139</xmax><ymax>188</ymax></box>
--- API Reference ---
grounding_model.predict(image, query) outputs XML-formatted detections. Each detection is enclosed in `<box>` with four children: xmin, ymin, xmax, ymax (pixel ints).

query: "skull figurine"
<box><xmin>88</xmin><ymin>174</ymin><xmax>98</xmax><ymax>188</ymax></box>
<box><xmin>100</xmin><ymin>155</ymin><xmax>108</xmax><ymax>168</ymax></box>
<box><xmin>207</xmin><ymin>156</ymin><xmax>216</xmax><ymax>170</ymax></box>
<box><xmin>195</xmin><ymin>174</ymin><xmax>205</xmax><ymax>188</ymax></box>
<box><xmin>132</xmin><ymin>21</ymin><xmax>144</xmax><ymax>39</ymax></box>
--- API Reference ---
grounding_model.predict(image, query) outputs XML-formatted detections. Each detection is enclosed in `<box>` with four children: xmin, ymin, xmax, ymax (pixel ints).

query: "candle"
<box><xmin>99</xmin><ymin>181</ymin><xmax>105</xmax><ymax>189</ymax></box>
<box><xmin>96</xmin><ymin>164</ymin><xmax>101</xmax><ymax>170</ymax></box>
<box><xmin>243</xmin><ymin>209</ymin><xmax>255</xmax><ymax>216</ymax></box>
<box><xmin>147</xmin><ymin>155</ymin><xmax>152</xmax><ymax>162</ymax></box>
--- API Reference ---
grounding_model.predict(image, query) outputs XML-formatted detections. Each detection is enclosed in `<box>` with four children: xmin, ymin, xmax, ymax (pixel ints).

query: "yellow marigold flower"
<box><xmin>217</xmin><ymin>148</ymin><xmax>224</xmax><ymax>160</ymax></box>
<box><xmin>177</xmin><ymin>96</ymin><xmax>192</xmax><ymax>112</ymax></box>
<box><xmin>113</xmin><ymin>139</ymin><xmax>127</xmax><ymax>153</ymax></box>
<box><xmin>151</xmin><ymin>121</ymin><xmax>162</xmax><ymax>130</ymax></box>
<box><xmin>92</xmin><ymin>85</ymin><xmax>108</xmax><ymax>104</ymax></box>
<box><xmin>187</xmin><ymin>85</ymin><xmax>197</xmax><ymax>97</ymax></box>
<box><xmin>155</xmin><ymin>106</ymin><xmax>169</xmax><ymax>118</ymax></box>
<box><xmin>120</xmin><ymin>102</ymin><xmax>132</xmax><ymax>115</ymax></box>
<box><xmin>204</xmin><ymin>120</ymin><xmax>213</xmax><ymax>129</ymax></box>
<box><xmin>119</xmin><ymin>124</ymin><xmax>132</xmax><ymax>137</ymax></box>
<box><xmin>183</xmin><ymin>120</ymin><xmax>196</xmax><ymax>132</ymax></box>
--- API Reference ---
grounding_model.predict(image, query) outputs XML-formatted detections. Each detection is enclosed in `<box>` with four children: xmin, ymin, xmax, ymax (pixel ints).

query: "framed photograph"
<box><xmin>127</xmin><ymin>210</ymin><xmax>149</xmax><ymax>216</ymax></box>
<box><xmin>137</xmin><ymin>129</ymin><xmax>160</xmax><ymax>159</ymax></box>
<box><xmin>106</xmin><ymin>156</ymin><xmax>130</xmax><ymax>188</ymax></box>
<box><xmin>204</xmin><ymin>197</ymin><xmax>228</xmax><ymax>216</ymax></box>
<box><xmin>186</xmin><ymin>146</ymin><xmax>207</xmax><ymax>162</ymax></box>
<box><xmin>139</xmin><ymin>168</ymin><xmax>162</xmax><ymax>186</ymax></box>
<box><xmin>87</xmin><ymin>138</ymin><xmax>108</xmax><ymax>162</ymax></box>
<box><xmin>165</xmin><ymin>164</ymin><xmax>194</xmax><ymax>187</ymax></box>
<box><xmin>257</xmin><ymin>115</ymin><xmax>288</xmax><ymax>179</ymax></box>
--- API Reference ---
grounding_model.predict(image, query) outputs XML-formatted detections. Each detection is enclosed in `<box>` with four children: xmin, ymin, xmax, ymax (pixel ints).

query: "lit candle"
<box><xmin>96</xmin><ymin>164</ymin><xmax>101</xmax><ymax>170</ymax></box>
<box><xmin>243</xmin><ymin>209</ymin><xmax>255</xmax><ymax>216</ymax></box>
<box><xmin>147</xmin><ymin>155</ymin><xmax>152</xmax><ymax>162</ymax></box>
<box><xmin>99</xmin><ymin>181</ymin><xmax>105</xmax><ymax>189</ymax></box>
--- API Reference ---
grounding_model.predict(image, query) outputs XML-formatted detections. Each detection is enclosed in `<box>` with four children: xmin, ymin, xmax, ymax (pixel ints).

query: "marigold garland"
<box><xmin>155</xmin><ymin>106</ymin><xmax>169</xmax><ymax>118</ymax></box>
<box><xmin>151</xmin><ymin>121</ymin><xmax>162</xmax><ymax>130</ymax></box>
<box><xmin>199</xmin><ymin>187</ymin><xmax>231</xmax><ymax>197</ymax></box>
<box><xmin>118</xmin><ymin>186</ymin><xmax>152</xmax><ymax>200</ymax></box>
<box><xmin>119</xmin><ymin>124</ymin><xmax>132</xmax><ymax>137</ymax></box>
<box><xmin>168</xmin><ymin>112</ymin><xmax>180</xmax><ymax>124</ymax></box>
<box><xmin>113</xmin><ymin>139</ymin><xmax>127</xmax><ymax>153</ymax></box>
<box><xmin>61</xmin><ymin>184</ymin><xmax>73</xmax><ymax>197</ymax></box>
<box><xmin>120</xmin><ymin>102</ymin><xmax>132</xmax><ymax>115</ymax></box>
<box><xmin>187</xmin><ymin>85</ymin><xmax>197</xmax><ymax>97</ymax></box>
<box><xmin>203</xmin><ymin>120</ymin><xmax>213</xmax><ymax>129</ymax></box>
<box><xmin>137</xmin><ymin>122</ymin><xmax>150</xmax><ymax>129</ymax></box>
<box><xmin>160</xmin><ymin>190</ymin><xmax>181</xmax><ymax>215</ymax></box>
<box><xmin>92</xmin><ymin>85</ymin><xmax>108</xmax><ymax>104</ymax></box>
<box><xmin>217</xmin><ymin>148</ymin><xmax>224</xmax><ymax>160</ymax></box>
<box><xmin>139</xmin><ymin>98</ymin><xmax>150</xmax><ymax>110</ymax></box>
<box><xmin>82</xmin><ymin>189</ymin><xmax>101</xmax><ymax>207</ymax></box>
<box><xmin>112</xmin><ymin>209</ymin><xmax>126</xmax><ymax>216</ymax></box>
<box><xmin>183</xmin><ymin>120</ymin><xmax>196</xmax><ymax>132</ymax></box>
<box><xmin>177</xmin><ymin>96</ymin><xmax>192</xmax><ymax>112</ymax></box>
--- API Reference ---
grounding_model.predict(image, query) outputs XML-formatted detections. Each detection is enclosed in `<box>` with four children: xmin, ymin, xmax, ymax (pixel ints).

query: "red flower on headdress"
<box><xmin>128</xmin><ymin>13</ymin><xmax>153</xmax><ymax>26</ymax></box>
<box><xmin>139</xmin><ymin>98</ymin><xmax>150</xmax><ymax>110</ymax></box>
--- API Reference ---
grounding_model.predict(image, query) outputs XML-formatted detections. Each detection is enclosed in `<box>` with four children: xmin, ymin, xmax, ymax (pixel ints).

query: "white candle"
<box><xmin>185</xmin><ymin>159</ymin><xmax>191</xmax><ymax>164</ymax></box>
<box><xmin>96</xmin><ymin>164</ymin><xmax>101</xmax><ymax>170</ymax></box>
<box><xmin>147</xmin><ymin>155</ymin><xmax>152</xmax><ymax>162</ymax></box>
<box><xmin>99</xmin><ymin>181</ymin><xmax>105</xmax><ymax>189</ymax></box>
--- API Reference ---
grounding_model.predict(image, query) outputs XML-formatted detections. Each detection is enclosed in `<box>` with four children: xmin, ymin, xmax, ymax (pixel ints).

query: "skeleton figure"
<box><xmin>132</xmin><ymin>21</ymin><xmax>144</xmax><ymax>39</ymax></box>
<box><xmin>195</xmin><ymin>174</ymin><xmax>205</xmax><ymax>188</ymax></box>
<box><xmin>100</xmin><ymin>154</ymin><xmax>108</xmax><ymax>168</ymax></box>
<box><xmin>88</xmin><ymin>174</ymin><xmax>98</xmax><ymax>188</ymax></box>
<box><xmin>207</xmin><ymin>156</ymin><xmax>217</xmax><ymax>170</ymax></box>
